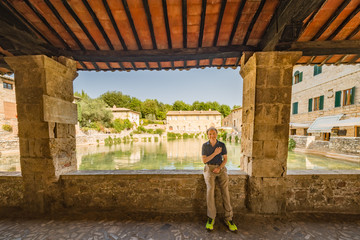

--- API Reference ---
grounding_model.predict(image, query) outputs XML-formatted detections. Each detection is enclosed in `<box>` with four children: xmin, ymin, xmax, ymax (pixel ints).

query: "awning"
<box><xmin>290</xmin><ymin>122</ymin><xmax>311</xmax><ymax>128</ymax></box>
<box><xmin>335</xmin><ymin>117</ymin><xmax>360</xmax><ymax>127</ymax></box>
<box><xmin>307</xmin><ymin>114</ymin><xmax>343</xmax><ymax>133</ymax></box>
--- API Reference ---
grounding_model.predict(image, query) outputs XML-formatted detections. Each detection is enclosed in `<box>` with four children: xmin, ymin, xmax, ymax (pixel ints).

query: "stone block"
<box><xmin>45</xmin><ymin>72</ymin><xmax>74</xmax><ymax>102</ymax></box>
<box><xmin>43</xmin><ymin>95</ymin><xmax>78</xmax><ymax>124</ymax></box>
<box><xmin>18</xmin><ymin>122</ymin><xmax>49</xmax><ymax>139</ymax></box>
<box><xmin>279</xmin><ymin>104</ymin><xmax>291</xmax><ymax>124</ymax></box>
<box><xmin>248</xmin><ymin>177</ymin><xmax>286</xmax><ymax>214</ymax></box>
<box><xmin>16</xmin><ymin>104</ymin><xmax>43</xmax><ymax>122</ymax></box>
<box><xmin>266</xmin><ymin>67</ymin><xmax>282</xmax><ymax>87</ymax></box>
<box><xmin>252</xmin><ymin>158</ymin><xmax>286</xmax><ymax>177</ymax></box>
<box><xmin>15</xmin><ymin>87</ymin><xmax>43</xmax><ymax>104</ymax></box>
<box><xmin>263</xmin><ymin>140</ymin><xmax>278</xmax><ymax>158</ymax></box>
<box><xmin>254</xmin><ymin>104</ymin><xmax>279</xmax><ymax>124</ymax></box>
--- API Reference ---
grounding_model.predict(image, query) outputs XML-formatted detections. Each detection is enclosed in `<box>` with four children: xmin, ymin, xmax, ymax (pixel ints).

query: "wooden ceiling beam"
<box><xmin>243</xmin><ymin>0</ymin><xmax>265</xmax><ymax>45</ymax></box>
<box><xmin>102</xmin><ymin>0</ymin><xmax>127</xmax><ymax>50</ymax></box>
<box><xmin>24</xmin><ymin>0</ymin><xmax>70</xmax><ymax>50</ymax></box>
<box><xmin>82</xmin><ymin>0</ymin><xmax>114</xmax><ymax>50</ymax></box>
<box><xmin>182</xmin><ymin>0</ymin><xmax>187</xmax><ymax>48</ymax></box>
<box><xmin>61</xmin><ymin>0</ymin><xmax>100</xmax><ymax>50</ymax></box>
<box><xmin>162</xmin><ymin>0</ymin><xmax>172</xmax><ymax>49</ymax></box>
<box><xmin>213</xmin><ymin>0</ymin><xmax>227</xmax><ymax>46</ymax></box>
<box><xmin>311</xmin><ymin>0</ymin><xmax>351</xmax><ymax>41</ymax></box>
<box><xmin>348</xmin><ymin>54</ymin><xmax>360</xmax><ymax>64</ymax></box>
<box><xmin>1</xmin><ymin>0</ymin><xmax>52</xmax><ymax>46</ymax></box>
<box><xmin>319</xmin><ymin>55</ymin><xmax>333</xmax><ymax>66</ymax></box>
<box><xmin>79</xmin><ymin>61</ymin><xmax>88</xmax><ymax>70</ymax></box>
<box><xmin>0</xmin><ymin>10</ymin><xmax>57</xmax><ymax>56</ymax></box>
<box><xmin>278</xmin><ymin>40</ymin><xmax>360</xmax><ymax>55</ymax></box>
<box><xmin>80</xmin><ymin>64</ymin><xmax>245</xmax><ymax>71</ymax></box>
<box><xmin>228</xmin><ymin>0</ymin><xmax>246</xmax><ymax>46</ymax></box>
<box><xmin>259</xmin><ymin>0</ymin><xmax>326</xmax><ymax>51</ymax></box>
<box><xmin>327</xmin><ymin>4</ymin><xmax>360</xmax><ymax>40</ymax></box>
<box><xmin>142</xmin><ymin>0</ymin><xmax>157</xmax><ymax>49</ymax></box>
<box><xmin>122</xmin><ymin>0</ymin><xmax>142</xmax><ymax>50</ymax></box>
<box><xmin>61</xmin><ymin>45</ymin><xmax>257</xmax><ymax>63</ymax></box>
<box><xmin>346</xmin><ymin>22</ymin><xmax>360</xmax><ymax>40</ymax></box>
<box><xmin>198</xmin><ymin>0</ymin><xmax>207</xmax><ymax>47</ymax></box>
<box><xmin>44</xmin><ymin>0</ymin><xmax>85</xmax><ymax>50</ymax></box>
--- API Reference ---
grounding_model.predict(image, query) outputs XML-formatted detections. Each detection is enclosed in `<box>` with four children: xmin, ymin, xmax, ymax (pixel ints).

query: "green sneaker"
<box><xmin>206</xmin><ymin>218</ymin><xmax>215</xmax><ymax>231</ymax></box>
<box><xmin>225</xmin><ymin>220</ymin><xmax>237</xmax><ymax>231</ymax></box>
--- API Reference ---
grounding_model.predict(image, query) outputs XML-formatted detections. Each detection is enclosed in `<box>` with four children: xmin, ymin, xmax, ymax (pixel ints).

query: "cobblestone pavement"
<box><xmin>0</xmin><ymin>213</ymin><xmax>359</xmax><ymax>240</ymax></box>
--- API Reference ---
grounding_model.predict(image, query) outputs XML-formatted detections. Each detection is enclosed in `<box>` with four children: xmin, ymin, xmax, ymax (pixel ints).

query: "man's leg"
<box><xmin>203</xmin><ymin>165</ymin><xmax>216</xmax><ymax>220</ymax></box>
<box><xmin>218</xmin><ymin>167</ymin><xmax>233</xmax><ymax>221</ymax></box>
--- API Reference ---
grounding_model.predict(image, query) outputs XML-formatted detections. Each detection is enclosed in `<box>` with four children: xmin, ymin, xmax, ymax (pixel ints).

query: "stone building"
<box><xmin>109</xmin><ymin>106</ymin><xmax>140</xmax><ymax>126</ymax></box>
<box><xmin>0</xmin><ymin>75</ymin><xmax>17</xmax><ymax>134</ymax></box>
<box><xmin>290</xmin><ymin>64</ymin><xmax>360</xmax><ymax>139</ymax></box>
<box><xmin>222</xmin><ymin>107</ymin><xmax>242</xmax><ymax>132</ymax></box>
<box><xmin>166</xmin><ymin>110</ymin><xmax>221</xmax><ymax>133</ymax></box>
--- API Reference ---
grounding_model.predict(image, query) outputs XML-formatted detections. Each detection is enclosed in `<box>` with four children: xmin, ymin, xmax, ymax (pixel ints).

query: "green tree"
<box><xmin>113</xmin><ymin>119</ymin><xmax>133</xmax><ymax>132</ymax></box>
<box><xmin>128</xmin><ymin>97</ymin><xmax>142</xmax><ymax>113</ymax></box>
<box><xmin>233</xmin><ymin>105</ymin><xmax>241</xmax><ymax>109</ymax></box>
<box><xmin>141</xmin><ymin>99</ymin><xmax>158</xmax><ymax>119</ymax></box>
<box><xmin>100</xmin><ymin>91</ymin><xmax>131</xmax><ymax>108</ymax></box>
<box><xmin>78</xmin><ymin>98</ymin><xmax>113</xmax><ymax>127</ymax></box>
<box><xmin>173</xmin><ymin>100</ymin><xmax>191</xmax><ymax>111</ymax></box>
<box><xmin>219</xmin><ymin>104</ymin><xmax>231</xmax><ymax>117</ymax></box>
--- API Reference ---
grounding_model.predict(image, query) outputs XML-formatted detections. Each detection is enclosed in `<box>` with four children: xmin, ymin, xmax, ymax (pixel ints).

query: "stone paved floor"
<box><xmin>0</xmin><ymin>213</ymin><xmax>359</xmax><ymax>240</ymax></box>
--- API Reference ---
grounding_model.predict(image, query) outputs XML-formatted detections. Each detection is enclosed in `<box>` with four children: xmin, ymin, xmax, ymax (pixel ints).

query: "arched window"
<box><xmin>293</xmin><ymin>71</ymin><xmax>303</xmax><ymax>84</ymax></box>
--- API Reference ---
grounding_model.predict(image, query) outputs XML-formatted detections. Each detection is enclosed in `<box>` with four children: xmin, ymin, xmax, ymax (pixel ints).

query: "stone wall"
<box><xmin>61</xmin><ymin>171</ymin><xmax>247</xmax><ymax>214</ymax></box>
<box><xmin>1</xmin><ymin>171</ymin><xmax>360</xmax><ymax>215</ymax></box>
<box><xmin>286</xmin><ymin>171</ymin><xmax>360</xmax><ymax>213</ymax></box>
<box><xmin>0</xmin><ymin>173</ymin><xmax>24</xmax><ymax>211</ymax></box>
<box><xmin>0</xmin><ymin>139</ymin><xmax>19</xmax><ymax>151</ymax></box>
<box><xmin>290</xmin><ymin>136</ymin><xmax>360</xmax><ymax>155</ymax></box>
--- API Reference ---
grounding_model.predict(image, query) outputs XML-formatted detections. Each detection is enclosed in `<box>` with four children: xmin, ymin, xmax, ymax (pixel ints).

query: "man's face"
<box><xmin>207</xmin><ymin>129</ymin><xmax>217</xmax><ymax>141</ymax></box>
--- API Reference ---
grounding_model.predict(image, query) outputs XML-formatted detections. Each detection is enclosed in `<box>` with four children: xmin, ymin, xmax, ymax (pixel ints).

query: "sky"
<box><xmin>73</xmin><ymin>67</ymin><xmax>243</xmax><ymax>108</ymax></box>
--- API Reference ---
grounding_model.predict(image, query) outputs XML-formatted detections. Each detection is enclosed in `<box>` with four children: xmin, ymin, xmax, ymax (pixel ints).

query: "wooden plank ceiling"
<box><xmin>0</xmin><ymin>0</ymin><xmax>360</xmax><ymax>73</ymax></box>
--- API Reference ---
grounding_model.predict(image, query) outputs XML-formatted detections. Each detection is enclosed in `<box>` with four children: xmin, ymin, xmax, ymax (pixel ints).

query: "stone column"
<box><xmin>240</xmin><ymin>52</ymin><xmax>302</xmax><ymax>214</ymax></box>
<box><xmin>5</xmin><ymin>55</ymin><xmax>78</xmax><ymax>213</ymax></box>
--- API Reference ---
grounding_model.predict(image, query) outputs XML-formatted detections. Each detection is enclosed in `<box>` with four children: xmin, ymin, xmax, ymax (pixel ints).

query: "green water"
<box><xmin>1</xmin><ymin>138</ymin><xmax>359</xmax><ymax>171</ymax></box>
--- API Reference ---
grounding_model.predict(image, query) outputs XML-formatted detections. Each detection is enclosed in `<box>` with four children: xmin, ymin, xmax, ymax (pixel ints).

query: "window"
<box><xmin>323</xmin><ymin>133</ymin><xmax>330</xmax><ymax>141</ymax></box>
<box><xmin>169</xmin><ymin>126</ymin><xmax>173</xmax><ymax>130</ymax></box>
<box><xmin>314</xmin><ymin>97</ymin><xmax>320</xmax><ymax>111</ymax></box>
<box><xmin>177</xmin><ymin>126</ymin><xmax>179</xmax><ymax>130</ymax></box>
<box><xmin>233</xmin><ymin>120</ymin><xmax>236</xmax><ymax>127</ymax></box>
<box><xmin>175</xmin><ymin>117</ymin><xmax>178</xmax><ymax>120</ymax></box>
<box><xmin>356</xmin><ymin>126</ymin><xmax>360</xmax><ymax>137</ymax></box>
<box><xmin>308</xmin><ymin>98</ymin><xmax>313</xmax><ymax>112</ymax></box>
<box><xmin>3</xmin><ymin>82</ymin><xmax>13</xmax><ymax>90</ymax></box>
<box><xmin>292</xmin><ymin>102</ymin><xmax>298</xmax><ymax>115</ymax></box>
<box><xmin>184</xmin><ymin>116</ymin><xmax>186</xmax><ymax>120</ymax></box>
<box><xmin>183</xmin><ymin>126</ymin><xmax>186</xmax><ymax>130</ymax></box>
<box><xmin>314</xmin><ymin>65</ymin><xmax>322</xmax><ymax>76</ymax></box>
<box><xmin>198</xmin><ymin>126</ymin><xmax>201</xmax><ymax>130</ymax></box>
<box><xmin>207</xmin><ymin>116</ymin><xmax>209</xmax><ymax>120</ymax></box>
<box><xmin>168</xmin><ymin>116</ymin><xmax>172</xmax><ymax>120</ymax></box>
<box><xmin>291</xmin><ymin>129</ymin><xmax>296</xmax><ymax>135</ymax></box>
<box><xmin>293</xmin><ymin>71</ymin><xmax>303</xmax><ymax>84</ymax></box>
<box><xmin>313</xmin><ymin>95</ymin><xmax>324</xmax><ymax>111</ymax></box>
<box><xmin>343</xmin><ymin>87</ymin><xmax>355</xmax><ymax>106</ymax></box>
<box><xmin>197</xmin><ymin>116</ymin><xmax>199</xmax><ymax>120</ymax></box>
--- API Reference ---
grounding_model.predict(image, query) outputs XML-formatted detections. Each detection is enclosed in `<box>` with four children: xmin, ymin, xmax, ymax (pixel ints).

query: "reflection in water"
<box><xmin>1</xmin><ymin>139</ymin><xmax>359</xmax><ymax>171</ymax></box>
<box><xmin>78</xmin><ymin>139</ymin><xmax>241</xmax><ymax>170</ymax></box>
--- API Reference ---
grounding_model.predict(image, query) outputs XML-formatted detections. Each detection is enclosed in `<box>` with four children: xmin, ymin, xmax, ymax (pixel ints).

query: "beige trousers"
<box><xmin>203</xmin><ymin>164</ymin><xmax>233</xmax><ymax>221</ymax></box>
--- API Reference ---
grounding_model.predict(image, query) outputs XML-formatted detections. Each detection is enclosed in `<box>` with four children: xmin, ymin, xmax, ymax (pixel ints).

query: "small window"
<box><xmin>314</xmin><ymin>97</ymin><xmax>320</xmax><ymax>111</ymax></box>
<box><xmin>323</xmin><ymin>133</ymin><xmax>330</xmax><ymax>141</ymax></box>
<box><xmin>169</xmin><ymin>126</ymin><xmax>173</xmax><ymax>130</ymax></box>
<box><xmin>343</xmin><ymin>88</ymin><xmax>355</xmax><ymax>106</ymax></box>
<box><xmin>356</xmin><ymin>126</ymin><xmax>360</xmax><ymax>137</ymax></box>
<box><xmin>207</xmin><ymin>116</ymin><xmax>209</xmax><ymax>120</ymax></box>
<box><xmin>291</xmin><ymin>129</ymin><xmax>296</xmax><ymax>135</ymax></box>
<box><xmin>3</xmin><ymin>82</ymin><xmax>13</xmax><ymax>90</ymax></box>
<box><xmin>168</xmin><ymin>116</ymin><xmax>171</xmax><ymax>120</ymax></box>
<box><xmin>314</xmin><ymin>65</ymin><xmax>322</xmax><ymax>76</ymax></box>
<box><xmin>293</xmin><ymin>71</ymin><xmax>303</xmax><ymax>84</ymax></box>
<box><xmin>183</xmin><ymin>126</ymin><xmax>186</xmax><ymax>130</ymax></box>
<box><xmin>197</xmin><ymin>116</ymin><xmax>199</xmax><ymax>120</ymax></box>
<box><xmin>184</xmin><ymin>116</ymin><xmax>186</xmax><ymax>120</ymax></box>
<box><xmin>175</xmin><ymin>117</ymin><xmax>178</xmax><ymax>120</ymax></box>
<box><xmin>292</xmin><ymin>102</ymin><xmax>298</xmax><ymax>115</ymax></box>
<box><xmin>213</xmin><ymin>116</ymin><xmax>216</xmax><ymax>120</ymax></box>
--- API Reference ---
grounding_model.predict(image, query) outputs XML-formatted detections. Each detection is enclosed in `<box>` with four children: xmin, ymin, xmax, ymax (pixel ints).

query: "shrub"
<box><xmin>2</xmin><ymin>124</ymin><xmax>12</xmax><ymax>132</ymax></box>
<box><xmin>175</xmin><ymin>133</ymin><xmax>182</xmax><ymax>139</ymax></box>
<box><xmin>113</xmin><ymin>119</ymin><xmax>133</xmax><ymax>133</ymax></box>
<box><xmin>104</xmin><ymin>136</ymin><xmax>113</xmax><ymax>145</ymax></box>
<box><xmin>183</xmin><ymin>133</ymin><xmax>190</xmax><ymax>138</ymax></box>
<box><xmin>146</xmin><ymin>129</ymin><xmax>154</xmax><ymax>134</ymax></box>
<box><xmin>167</xmin><ymin>132</ymin><xmax>176</xmax><ymax>139</ymax></box>
<box><xmin>288</xmin><ymin>138</ymin><xmax>296</xmax><ymax>151</ymax></box>
<box><xmin>148</xmin><ymin>137</ymin><xmax>152</xmax><ymax>141</ymax></box>
<box><xmin>155</xmin><ymin>128</ymin><xmax>165</xmax><ymax>136</ymax></box>
<box><xmin>154</xmin><ymin>137</ymin><xmax>159</xmax><ymax>142</ymax></box>
<box><xmin>235</xmin><ymin>135</ymin><xmax>239</xmax><ymax>143</ymax></box>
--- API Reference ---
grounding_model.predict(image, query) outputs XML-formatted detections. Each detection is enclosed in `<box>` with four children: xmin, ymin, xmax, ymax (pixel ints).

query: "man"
<box><xmin>202</xmin><ymin>127</ymin><xmax>237</xmax><ymax>231</ymax></box>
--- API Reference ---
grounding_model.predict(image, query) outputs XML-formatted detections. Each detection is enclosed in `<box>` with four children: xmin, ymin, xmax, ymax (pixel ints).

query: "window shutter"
<box><xmin>351</xmin><ymin>87</ymin><xmax>355</xmax><ymax>105</ymax></box>
<box><xmin>299</xmin><ymin>72</ymin><xmax>303</xmax><ymax>82</ymax></box>
<box><xmin>318</xmin><ymin>66</ymin><xmax>322</xmax><ymax>74</ymax></box>
<box><xmin>293</xmin><ymin>102</ymin><xmax>298</xmax><ymax>115</ymax></box>
<box><xmin>319</xmin><ymin>95</ymin><xmax>324</xmax><ymax>110</ymax></box>
<box><xmin>335</xmin><ymin>91</ymin><xmax>342</xmax><ymax>107</ymax></box>
<box><xmin>308</xmin><ymin>98</ymin><xmax>313</xmax><ymax>112</ymax></box>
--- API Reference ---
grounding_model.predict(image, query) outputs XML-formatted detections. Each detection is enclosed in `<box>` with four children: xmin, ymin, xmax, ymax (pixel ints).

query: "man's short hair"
<box><xmin>206</xmin><ymin>127</ymin><xmax>218</xmax><ymax>134</ymax></box>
